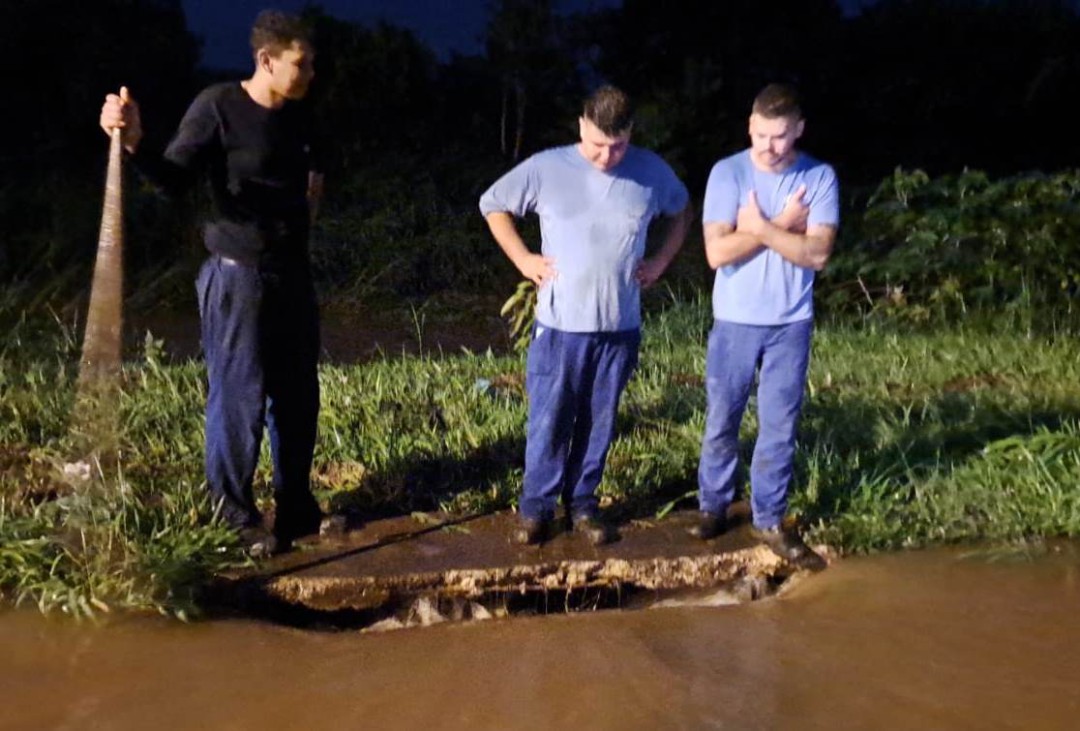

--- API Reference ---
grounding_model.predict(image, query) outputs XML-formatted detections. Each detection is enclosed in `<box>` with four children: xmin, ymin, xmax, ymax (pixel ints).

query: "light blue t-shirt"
<box><xmin>480</xmin><ymin>145</ymin><xmax>689</xmax><ymax>333</ymax></box>
<box><xmin>702</xmin><ymin>149</ymin><xmax>839</xmax><ymax>325</ymax></box>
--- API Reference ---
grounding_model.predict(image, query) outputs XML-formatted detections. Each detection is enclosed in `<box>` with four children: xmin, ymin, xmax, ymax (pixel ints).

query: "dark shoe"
<box><xmin>237</xmin><ymin>526</ymin><xmax>281</xmax><ymax>559</ymax></box>
<box><xmin>572</xmin><ymin>514</ymin><xmax>617</xmax><ymax>546</ymax></box>
<box><xmin>319</xmin><ymin>513</ymin><xmax>350</xmax><ymax>537</ymax></box>
<box><xmin>751</xmin><ymin>525</ymin><xmax>826</xmax><ymax>571</ymax></box>
<box><xmin>513</xmin><ymin>516</ymin><xmax>550</xmax><ymax>545</ymax></box>
<box><xmin>274</xmin><ymin>503</ymin><xmax>325</xmax><ymax>543</ymax></box>
<box><xmin>687</xmin><ymin>511</ymin><xmax>726</xmax><ymax>540</ymax></box>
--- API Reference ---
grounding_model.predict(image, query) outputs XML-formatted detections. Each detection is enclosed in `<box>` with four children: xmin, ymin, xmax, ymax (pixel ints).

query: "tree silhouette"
<box><xmin>485</xmin><ymin>0</ymin><xmax>579</xmax><ymax>161</ymax></box>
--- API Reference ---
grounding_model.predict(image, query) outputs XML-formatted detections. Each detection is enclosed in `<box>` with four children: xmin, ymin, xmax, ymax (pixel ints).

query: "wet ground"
<box><xmin>4</xmin><ymin>542</ymin><xmax>1079</xmax><ymax>730</ymax></box>
<box><xmin>216</xmin><ymin>506</ymin><xmax>796</xmax><ymax>625</ymax></box>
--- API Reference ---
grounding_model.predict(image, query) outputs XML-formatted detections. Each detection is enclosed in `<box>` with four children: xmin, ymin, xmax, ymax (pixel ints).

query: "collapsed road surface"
<box><xmin>209</xmin><ymin>505</ymin><xmax>829</xmax><ymax>630</ymax></box>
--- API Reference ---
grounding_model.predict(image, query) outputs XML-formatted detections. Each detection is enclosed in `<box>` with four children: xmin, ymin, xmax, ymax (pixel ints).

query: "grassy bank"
<box><xmin>3</xmin><ymin>297</ymin><xmax>1080</xmax><ymax>617</ymax></box>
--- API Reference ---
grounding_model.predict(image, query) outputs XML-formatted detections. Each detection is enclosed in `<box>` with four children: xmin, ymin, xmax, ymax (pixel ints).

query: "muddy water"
<box><xmin>4</xmin><ymin>545</ymin><xmax>1080</xmax><ymax>731</ymax></box>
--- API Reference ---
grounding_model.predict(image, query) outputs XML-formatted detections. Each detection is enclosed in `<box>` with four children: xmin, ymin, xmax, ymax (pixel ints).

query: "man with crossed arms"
<box><xmin>691</xmin><ymin>83</ymin><xmax>837</xmax><ymax>570</ymax></box>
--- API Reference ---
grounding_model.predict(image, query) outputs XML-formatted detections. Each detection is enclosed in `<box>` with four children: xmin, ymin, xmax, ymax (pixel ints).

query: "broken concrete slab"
<box><xmin>210</xmin><ymin>505</ymin><xmax>827</xmax><ymax>628</ymax></box>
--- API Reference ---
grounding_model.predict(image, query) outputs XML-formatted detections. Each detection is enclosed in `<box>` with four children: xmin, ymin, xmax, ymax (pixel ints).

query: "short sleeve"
<box><xmin>478</xmin><ymin>155</ymin><xmax>540</xmax><ymax>218</ymax></box>
<box><xmin>806</xmin><ymin>164</ymin><xmax>840</xmax><ymax>228</ymax></box>
<box><xmin>658</xmin><ymin>163</ymin><xmax>689</xmax><ymax>216</ymax></box>
<box><xmin>702</xmin><ymin>159</ymin><xmax>741</xmax><ymax>225</ymax></box>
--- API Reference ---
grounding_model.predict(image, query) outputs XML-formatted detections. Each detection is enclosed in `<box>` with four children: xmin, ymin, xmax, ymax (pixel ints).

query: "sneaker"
<box><xmin>572</xmin><ymin>514</ymin><xmax>617</xmax><ymax>546</ymax></box>
<box><xmin>237</xmin><ymin>526</ymin><xmax>281</xmax><ymax>559</ymax></box>
<box><xmin>751</xmin><ymin>525</ymin><xmax>826</xmax><ymax>571</ymax></box>
<box><xmin>513</xmin><ymin>516</ymin><xmax>550</xmax><ymax>545</ymax></box>
<box><xmin>687</xmin><ymin>511</ymin><xmax>726</xmax><ymax>540</ymax></box>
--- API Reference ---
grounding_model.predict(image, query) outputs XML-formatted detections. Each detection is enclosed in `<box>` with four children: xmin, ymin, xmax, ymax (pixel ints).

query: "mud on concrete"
<box><xmin>208</xmin><ymin>506</ymin><xmax>829</xmax><ymax>631</ymax></box>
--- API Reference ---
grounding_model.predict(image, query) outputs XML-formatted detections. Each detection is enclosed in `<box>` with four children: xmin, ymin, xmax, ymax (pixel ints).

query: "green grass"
<box><xmin>3</xmin><ymin>296</ymin><xmax>1080</xmax><ymax>617</ymax></box>
<box><xmin>797</xmin><ymin>322</ymin><xmax>1080</xmax><ymax>549</ymax></box>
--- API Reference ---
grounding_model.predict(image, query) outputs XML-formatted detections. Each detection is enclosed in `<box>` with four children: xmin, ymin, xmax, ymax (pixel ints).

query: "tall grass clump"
<box><xmin>315</xmin><ymin>347</ymin><xmax>528</xmax><ymax>515</ymax></box>
<box><xmin>0</xmin><ymin>475</ymin><xmax>239</xmax><ymax>619</ymax></box>
<box><xmin>0</xmin><ymin>318</ymin><xmax>245</xmax><ymax>618</ymax></box>
<box><xmin>794</xmin><ymin>321</ymin><xmax>1080</xmax><ymax>550</ymax></box>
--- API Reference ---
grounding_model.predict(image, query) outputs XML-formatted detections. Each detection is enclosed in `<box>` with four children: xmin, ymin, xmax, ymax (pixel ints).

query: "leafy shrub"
<box><xmin>822</xmin><ymin>168</ymin><xmax>1080</xmax><ymax>322</ymax></box>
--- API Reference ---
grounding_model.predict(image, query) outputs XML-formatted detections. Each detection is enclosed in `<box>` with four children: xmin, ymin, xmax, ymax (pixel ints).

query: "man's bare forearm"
<box><xmin>757</xmin><ymin>222</ymin><xmax>835</xmax><ymax>271</ymax></box>
<box><xmin>485</xmin><ymin>211</ymin><xmax>532</xmax><ymax>268</ymax></box>
<box><xmin>704</xmin><ymin>223</ymin><xmax>764</xmax><ymax>269</ymax></box>
<box><xmin>485</xmin><ymin>211</ymin><xmax>557</xmax><ymax>285</ymax></box>
<box><xmin>650</xmin><ymin>203</ymin><xmax>693</xmax><ymax>269</ymax></box>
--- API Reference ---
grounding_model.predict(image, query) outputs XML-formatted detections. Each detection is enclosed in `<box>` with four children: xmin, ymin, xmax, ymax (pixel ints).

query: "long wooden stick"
<box><xmin>79</xmin><ymin>126</ymin><xmax>125</xmax><ymax>382</ymax></box>
<box><xmin>73</xmin><ymin>123</ymin><xmax>125</xmax><ymax>457</ymax></box>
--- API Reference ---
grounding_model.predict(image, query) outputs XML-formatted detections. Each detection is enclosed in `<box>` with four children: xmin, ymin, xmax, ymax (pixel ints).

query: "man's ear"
<box><xmin>256</xmin><ymin>48</ymin><xmax>272</xmax><ymax>73</ymax></box>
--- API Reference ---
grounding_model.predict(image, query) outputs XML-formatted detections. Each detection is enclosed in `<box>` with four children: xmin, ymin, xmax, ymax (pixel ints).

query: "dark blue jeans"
<box><xmin>521</xmin><ymin>326</ymin><xmax>640</xmax><ymax>521</ymax></box>
<box><xmin>697</xmin><ymin>318</ymin><xmax>813</xmax><ymax>529</ymax></box>
<box><xmin>195</xmin><ymin>255</ymin><xmax>321</xmax><ymax>533</ymax></box>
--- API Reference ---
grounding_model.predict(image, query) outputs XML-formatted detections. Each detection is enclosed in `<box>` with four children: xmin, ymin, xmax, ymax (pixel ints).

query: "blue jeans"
<box><xmin>196</xmin><ymin>255</ymin><xmax>321</xmax><ymax>533</ymax></box>
<box><xmin>521</xmin><ymin>326</ymin><xmax>640</xmax><ymax>521</ymax></box>
<box><xmin>697</xmin><ymin>318</ymin><xmax>813</xmax><ymax>529</ymax></box>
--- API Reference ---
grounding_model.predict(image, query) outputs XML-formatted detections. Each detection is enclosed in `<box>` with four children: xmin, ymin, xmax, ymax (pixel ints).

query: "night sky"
<box><xmin>181</xmin><ymin>0</ymin><xmax>624</xmax><ymax>70</ymax></box>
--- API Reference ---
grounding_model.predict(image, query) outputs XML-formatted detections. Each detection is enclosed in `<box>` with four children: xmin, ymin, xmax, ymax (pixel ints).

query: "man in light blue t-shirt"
<box><xmin>480</xmin><ymin>85</ymin><xmax>691</xmax><ymax>546</ymax></box>
<box><xmin>691</xmin><ymin>83</ymin><xmax>837</xmax><ymax>570</ymax></box>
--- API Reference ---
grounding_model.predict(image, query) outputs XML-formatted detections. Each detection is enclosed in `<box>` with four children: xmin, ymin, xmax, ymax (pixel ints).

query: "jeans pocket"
<box><xmin>526</xmin><ymin>325</ymin><xmax>556</xmax><ymax>377</ymax></box>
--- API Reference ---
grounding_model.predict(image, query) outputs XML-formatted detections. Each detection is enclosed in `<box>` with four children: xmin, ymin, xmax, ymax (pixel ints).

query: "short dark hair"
<box><xmin>250</xmin><ymin>9</ymin><xmax>311</xmax><ymax>57</ymax></box>
<box><xmin>583</xmin><ymin>85</ymin><xmax>635</xmax><ymax>136</ymax></box>
<box><xmin>752</xmin><ymin>83</ymin><xmax>803</xmax><ymax>120</ymax></box>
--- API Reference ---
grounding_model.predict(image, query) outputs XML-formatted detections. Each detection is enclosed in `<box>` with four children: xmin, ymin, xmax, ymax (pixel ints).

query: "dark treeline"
<box><xmin>4</xmin><ymin>0</ymin><xmax>1080</xmax><ymax>297</ymax></box>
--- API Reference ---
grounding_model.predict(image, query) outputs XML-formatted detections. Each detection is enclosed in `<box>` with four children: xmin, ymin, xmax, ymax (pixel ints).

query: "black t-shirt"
<box><xmin>134</xmin><ymin>82</ymin><xmax>320</xmax><ymax>272</ymax></box>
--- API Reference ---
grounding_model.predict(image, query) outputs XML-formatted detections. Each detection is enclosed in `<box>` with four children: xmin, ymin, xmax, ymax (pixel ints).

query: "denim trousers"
<box><xmin>521</xmin><ymin>325</ymin><xmax>640</xmax><ymax>521</ymax></box>
<box><xmin>195</xmin><ymin>255</ymin><xmax>321</xmax><ymax>532</ymax></box>
<box><xmin>697</xmin><ymin>318</ymin><xmax>813</xmax><ymax>529</ymax></box>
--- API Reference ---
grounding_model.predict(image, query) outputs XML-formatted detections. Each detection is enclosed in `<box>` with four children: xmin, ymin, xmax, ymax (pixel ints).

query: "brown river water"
<box><xmin>4</xmin><ymin>543</ymin><xmax>1080</xmax><ymax>731</ymax></box>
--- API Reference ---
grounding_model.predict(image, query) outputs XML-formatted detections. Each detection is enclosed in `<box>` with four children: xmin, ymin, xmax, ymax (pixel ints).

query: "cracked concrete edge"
<box><xmin>259</xmin><ymin>545</ymin><xmax>792</xmax><ymax>612</ymax></box>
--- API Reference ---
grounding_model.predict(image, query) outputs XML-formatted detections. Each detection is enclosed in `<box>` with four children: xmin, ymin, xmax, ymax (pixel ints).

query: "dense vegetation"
<box><xmin>6</xmin><ymin>0</ymin><xmax>1080</xmax><ymax>300</ymax></box>
<box><xmin>821</xmin><ymin>168</ymin><xmax>1080</xmax><ymax>321</ymax></box>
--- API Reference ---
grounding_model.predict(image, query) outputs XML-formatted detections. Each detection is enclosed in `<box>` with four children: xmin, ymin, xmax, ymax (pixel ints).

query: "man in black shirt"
<box><xmin>100</xmin><ymin>10</ymin><xmax>325</xmax><ymax>556</ymax></box>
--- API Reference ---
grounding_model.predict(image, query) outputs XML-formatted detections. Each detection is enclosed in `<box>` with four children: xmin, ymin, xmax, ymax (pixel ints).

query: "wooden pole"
<box><xmin>73</xmin><ymin>125</ymin><xmax>125</xmax><ymax>460</ymax></box>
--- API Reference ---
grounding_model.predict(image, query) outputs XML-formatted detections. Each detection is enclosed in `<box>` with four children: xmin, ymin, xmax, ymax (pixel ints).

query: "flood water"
<box><xmin>4</xmin><ymin>544</ymin><xmax>1080</xmax><ymax>730</ymax></box>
